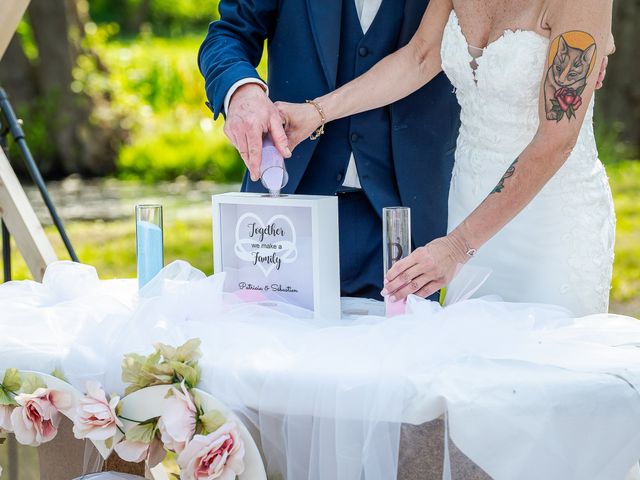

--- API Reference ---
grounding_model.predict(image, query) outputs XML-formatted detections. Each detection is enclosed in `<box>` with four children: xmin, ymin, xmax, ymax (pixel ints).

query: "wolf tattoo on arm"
<box><xmin>544</xmin><ymin>33</ymin><xmax>597</xmax><ymax>122</ymax></box>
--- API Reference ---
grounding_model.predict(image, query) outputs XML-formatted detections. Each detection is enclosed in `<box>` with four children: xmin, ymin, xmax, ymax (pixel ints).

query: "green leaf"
<box><xmin>556</xmin><ymin>111</ymin><xmax>565</xmax><ymax>122</ymax></box>
<box><xmin>145</xmin><ymin>350</ymin><xmax>162</xmax><ymax>367</ymax></box>
<box><xmin>141</xmin><ymin>370</ymin><xmax>174</xmax><ymax>384</ymax></box>
<box><xmin>0</xmin><ymin>388</ymin><xmax>16</xmax><ymax>406</ymax></box>
<box><xmin>124</xmin><ymin>383</ymin><xmax>144</xmax><ymax>396</ymax></box>
<box><xmin>551</xmin><ymin>99</ymin><xmax>560</xmax><ymax>107</ymax></box>
<box><xmin>576</xmin><ymin>85</ymin><xmax>586</xmax><ymax>96</ymax></box>
<box><xmin>154</xmin><ymin>343</ymin><xmax>177</xmax><ymax>361</ymax></box>
<box><xmin>125</xmin><ymin>420</ymin><xmax>157</xmax><ymax>444</ymax></box>
<box><xmin>192</xmin><ymin>391</ymin><xmax>203</xmax><ymax>414</ymax></box>
<box><xmin>105</xmin><ymin>437</ymin><xmax>113</xmax><ymax>450</ymax></box>
<box><xmin>51</xmin><ymin>369</ymin><xmax>68</xmax><ymax>383</ymax></box>
<box><xmin>199</xmin><ymin>410</ymin><xmax>226</xmax><ymax>435</ymax></box>
<box><xmin>123</xmin><ymin>340</ymin><xmax>202</xmax><ymax>392</ymax></box>
<box><xmin>170</xmin><ymin>362</ymin><xmax>200</xmax><ymax>389</ymax></box>
<box><xmin>122</xmin><ymin>350</ymin><xmax>168</xmax><ymax>393</ymax></box>
<box><xmin>174</xmin><ymin>339</ymin><xmax>202</xmax><ymax>363</ymax></box>
<box><xmin>2</xmin><ymin>369</ymin><xmax>22</xmax><ymax>392</ymax></box>
<box><xmin>122</xmin><ymin>353</ymin><xmax>146</xmax><ymax>384</ymax></box>
<box><xmin>21</xmin><ymin>374</ymin><xmax>46</xmax><ymax>394</ymax></box>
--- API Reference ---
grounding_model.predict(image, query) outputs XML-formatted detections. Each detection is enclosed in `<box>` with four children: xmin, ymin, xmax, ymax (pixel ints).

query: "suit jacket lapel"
<box><xmin>307</xmin><ymin>0</ymin><xmax>343</xmax><ymax>90</ymax></box>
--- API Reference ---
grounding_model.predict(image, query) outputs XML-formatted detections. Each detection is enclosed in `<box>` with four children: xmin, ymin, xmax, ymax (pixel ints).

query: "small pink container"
<box><xmin>385</xmin><ymin>297</ymin><xmax>407</xmax><ymax>317</ymax></box>
<box><xmin>260</xmin><ymin>134</ymin><xmax>288</xmax><ymax>195</ymax></box>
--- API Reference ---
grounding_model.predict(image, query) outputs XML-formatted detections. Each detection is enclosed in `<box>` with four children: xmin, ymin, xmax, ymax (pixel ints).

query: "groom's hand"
<box><xmin>225</xmin><ymin>84</ymin><xmax>291</xmax><ymax>181</ymax></box>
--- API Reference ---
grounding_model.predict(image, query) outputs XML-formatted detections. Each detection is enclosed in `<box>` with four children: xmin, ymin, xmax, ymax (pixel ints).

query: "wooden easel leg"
<box><xmin>1</xmin><ymin>0</ymin><xmax>58</xmax><ymax>282</ymax></box>
<box><xmin>0</xmin><ymin>148</ymin><xmax>57</xmax><ymax>281</ymax></box>
<box><xmin>0</xmin><ymin>0</ymin><xmax>30</xmax><ymax>60</ymax></box>
<box><xmin>2</xmin><ymin>220</ymin><xmax>11</xmax><ymax>281</ymax></box>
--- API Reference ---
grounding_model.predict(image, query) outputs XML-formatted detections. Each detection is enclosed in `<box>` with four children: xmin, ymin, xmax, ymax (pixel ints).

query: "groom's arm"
<box><xmin>198</xmin><ymin>0</ymin><xmax>290</xmax><ymax>180</ymax></box>
<box><xmin>198</xmin><ymin>0</ymin><xmax>275</xmax><ymax>119</ymax></box>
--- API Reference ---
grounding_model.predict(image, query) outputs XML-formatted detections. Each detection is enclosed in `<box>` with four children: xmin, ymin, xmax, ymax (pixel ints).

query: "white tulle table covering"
<box><xmin>1</xmin><ymin>261</ymin><xmax>640</xmax><ymax>480</ymax></box>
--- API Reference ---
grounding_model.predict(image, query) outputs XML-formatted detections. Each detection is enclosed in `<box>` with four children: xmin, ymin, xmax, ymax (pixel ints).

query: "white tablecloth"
<box><xmin>1</xmin><ymin>261</ymin><xmax>640</xmax><ymax>480</ymax></box>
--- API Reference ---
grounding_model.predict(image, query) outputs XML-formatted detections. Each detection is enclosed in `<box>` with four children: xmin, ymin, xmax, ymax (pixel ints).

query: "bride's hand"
<box><xmin>381</xmin><ymin>233</ymin><xmax>470</xmax><ymax>301</ymax></box>
<box><xmin>275</xmin><ymin>101</ymin><xmax>323</xmax><ymax>151</ymax></box>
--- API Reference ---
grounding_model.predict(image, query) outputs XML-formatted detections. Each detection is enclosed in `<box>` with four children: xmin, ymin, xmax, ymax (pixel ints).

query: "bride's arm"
<box><xmin>384</xmin><ymin>0</ymin><xmax>616</xmax><ymax>301</ymax></box>
<box><xmin>316</xmin><ymin>0</ymin><xmax>452</xmax><ymax>120</ymax></box>
<box><xmin>277</xmin><ymin>0</ymin><xmax>453</xmax><ymax>149</ymax></box>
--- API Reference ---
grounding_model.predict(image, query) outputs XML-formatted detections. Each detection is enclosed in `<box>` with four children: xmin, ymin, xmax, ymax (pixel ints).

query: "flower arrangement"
<box><xmin>0</xmin><ymin>339</ymin><xmax>247</xmax><ymax>480</ymax></box>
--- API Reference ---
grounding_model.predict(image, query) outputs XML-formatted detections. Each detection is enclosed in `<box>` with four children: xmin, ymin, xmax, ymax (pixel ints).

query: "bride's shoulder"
<box><xmin>543</xmin><ymin>0</ymin><xmax>613</xmax><ymax>25</ymax></box>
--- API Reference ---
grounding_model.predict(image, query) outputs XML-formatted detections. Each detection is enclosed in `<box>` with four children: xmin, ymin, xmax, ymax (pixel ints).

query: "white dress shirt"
<box><xmin>224</xmin><ymin>0</ymin><xmax>384</xmax><ymax>189</ymax></box>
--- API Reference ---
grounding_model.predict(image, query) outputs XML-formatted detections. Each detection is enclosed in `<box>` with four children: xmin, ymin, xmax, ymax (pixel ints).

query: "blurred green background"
<box><xmin>0</xmin><ymin>0</ymin><xmax>638</xmax><ymax>317</ymax></box>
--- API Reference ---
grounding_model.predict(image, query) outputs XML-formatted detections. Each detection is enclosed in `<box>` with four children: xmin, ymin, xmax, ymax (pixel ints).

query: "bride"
<box><xmin>276</xmin><ymin>0</ymin><xmax>617</xmax><ymax>316</ymax></box>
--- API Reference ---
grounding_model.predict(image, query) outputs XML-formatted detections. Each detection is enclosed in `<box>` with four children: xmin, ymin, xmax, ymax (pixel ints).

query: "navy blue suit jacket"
<box><xmin>198</xmin><ymin>0</ymin><xmax>460</xmax><ymax>250</ymax></box>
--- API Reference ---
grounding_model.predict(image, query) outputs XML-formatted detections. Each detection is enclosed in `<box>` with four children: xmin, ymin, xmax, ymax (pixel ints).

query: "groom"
<box><xmin>198</xmin><ymin>0</ymin><xmax>460</xmax><ymax>299</ymax></box>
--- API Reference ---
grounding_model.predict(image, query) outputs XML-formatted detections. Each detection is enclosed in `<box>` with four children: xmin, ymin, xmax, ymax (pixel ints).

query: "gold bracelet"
<box><xmin>305</xmin><ymin>99</ymin><xmax>326</xmax><ymax>140</ymax></box>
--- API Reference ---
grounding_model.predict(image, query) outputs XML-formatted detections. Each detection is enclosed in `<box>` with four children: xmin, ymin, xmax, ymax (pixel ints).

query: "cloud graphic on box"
<box><xmin>234</xmin><ymin>213</ymin><xmax>298</xmax><ymax>277</ymax></box>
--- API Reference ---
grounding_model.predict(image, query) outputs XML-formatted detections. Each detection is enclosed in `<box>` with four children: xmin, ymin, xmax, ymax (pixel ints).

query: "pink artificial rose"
<box><xmin>114</xmin><ymin>439</ymin><xmax>149</xmax><ymax>463</ymax></box>
<box><xmin>0</xmin><ymin>404</ymin><xmax>13</xmax><ymax>431</ymax></box>
<box><xmin>73</xmin><ymin>381</ymin><xmax>122</xmax><ymax>441</ymax></box>
<box><xmin>10</xmin><ymin>388</ymin><xmax>72</xmax><ymax>446</ymax></box>
<box><xmin>114</xmin><ymin>437</ymin><xmax>166</xmax><ymax>468</ymax></box>
<box><xmin>177</xmin><ymin>423</ymin><xmax>245</xmax><ymax>480</ymax></box>
<box><xmin>158</xmin><ymin>382</ymin><xmax>197</xmax><ymax>454</ymax></box>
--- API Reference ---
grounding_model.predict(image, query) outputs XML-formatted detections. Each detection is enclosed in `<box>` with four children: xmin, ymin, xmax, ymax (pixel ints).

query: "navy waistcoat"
<box><xmin>297</xmin><ymin>0</ymin><xmax>405</xmax><ymax>213</ymax></box>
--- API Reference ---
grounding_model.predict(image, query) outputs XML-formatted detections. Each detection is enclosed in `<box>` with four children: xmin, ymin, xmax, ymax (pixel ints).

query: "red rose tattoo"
<box><xmin>553</xmin><ymin>87</ymin><xmax>584</xmax><ymax>120</ymax></box>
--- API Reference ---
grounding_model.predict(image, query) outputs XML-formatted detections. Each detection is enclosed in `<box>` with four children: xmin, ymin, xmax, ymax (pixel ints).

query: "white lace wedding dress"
<box><xmin>441</xmin><ymin>11</ymin><xmax>616</xmax><ymax>316</ymax></box>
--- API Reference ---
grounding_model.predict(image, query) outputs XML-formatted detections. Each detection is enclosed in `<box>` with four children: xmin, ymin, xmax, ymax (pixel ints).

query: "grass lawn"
<box><xmin>7</xmin><ymin>206</ymin><xmax>215</xmax><ymax>280</ymax></box>
<box><xmin>6</xmin><ymin>159</ymin><xmax>639</xmax><ymax>317</ymax></box>
<box><xmin>606</xmin><ymin>160</ymin><xmax>640</xmax><ymax>314</ymax></box>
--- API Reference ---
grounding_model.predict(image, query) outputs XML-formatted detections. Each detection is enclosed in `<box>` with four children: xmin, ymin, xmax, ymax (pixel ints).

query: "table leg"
<box><xmin>37</xmin><ymin>416</ymin><xmax>147</xmax><ymax>479</ymax></box>
<box><xmin>7</xmin><ymin>435</ymin><xmax>19</xmax><ymax>480</ymax></box>
<box><xmin>103</xmin><ymin>453</ymin><xmax>146</xmax><ymax>476</ymax></box>
<box><xmin>38</xmin><ymin>417</ymin><xmax>86</xmax><ymax>480</ymax></box>
<box><xmin>398</xmin><ymin>417</ymin><xmax>492</xmax><ymax>480</ymax></box>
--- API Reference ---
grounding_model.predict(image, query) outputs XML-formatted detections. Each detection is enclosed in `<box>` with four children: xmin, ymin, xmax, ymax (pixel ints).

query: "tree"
<box><xmin>596</xmin><ymin>0</ymin><xmax>640</xmax><ymax>152</ymax></box>
<box><xmin>0</xmin><ymin>0</ymin><xmax>124</xmax><ymax>177</ymax></box>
